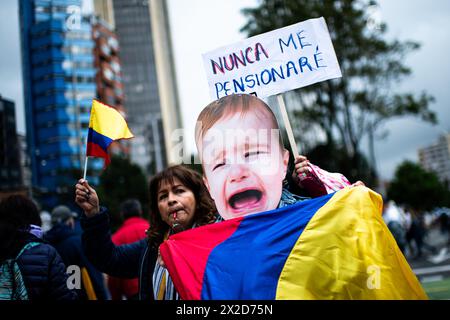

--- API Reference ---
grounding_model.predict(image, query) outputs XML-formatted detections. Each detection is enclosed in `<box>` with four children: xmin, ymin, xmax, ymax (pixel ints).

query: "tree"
<box><xmin>241</xmin><ymin>0</ymin><xmax>436</xmax><ymax>184</ymax></box>
<box><xmin>96</xmin><ymin>155</ymin><xmax>149</xmax><ymax>230</ymax></box>
<box><xmin>387</xmin><ymin>161</ymin><xmax>450</xmax><ymax>212</ymax></box>
<box><xmin>305</xmin><ymin>143</ymin><xmax>376</xmax><ymax>185</ymax></box>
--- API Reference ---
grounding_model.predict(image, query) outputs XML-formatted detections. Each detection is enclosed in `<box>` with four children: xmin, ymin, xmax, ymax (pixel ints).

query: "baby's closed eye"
<box><xmin>245</xmin><ymin>151</ymin><xmax>258</xmax><ymax>157</ymax></box>
<box><xmin>213</xmin><ymin>161</ymin><xmax>226</xmax><ymax>170</ymax></box>
<box><xmin>244</xmin><ymin>150</ymin><xmax>268</xmax><ymax>158</ymax></box>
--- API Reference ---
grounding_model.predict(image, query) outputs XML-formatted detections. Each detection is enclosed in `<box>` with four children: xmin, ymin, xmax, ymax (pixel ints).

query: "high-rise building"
<box><xmin>94</xmin><ymin>0</ymin><xmax>115</xmax><ymax>29</ymax></box>
<box><xmin>92</xmin><ymin>19</ymin><xmax>123</xmax><ymax>109</ymax></box>
<box><xmin>17</xmin><ymin>134</ymin><xmax>32</xmax><ymax>191</ymax></box>
<box><xmin>92</xmin><ymin>17</ymin><xmax>130</xmax><ymax>156</ymax></box>
<box><xmin>94</xmin><ymin>0</ymin><xmax>182</xmax><ymax>173</ymax></box>
<box><xmin>0</xmin><ymin>96</ymin><xmax>23</xmax><ymax>191</ymax></box>
<box><xmin>19</xmin><ymin>0</ymin><xmax>124</xmax><ymax>207</ymax></box>
<box><xmin>418</xmin><ymin>133</ymin><xmax>450</xmax><ymax>188</ymax></box>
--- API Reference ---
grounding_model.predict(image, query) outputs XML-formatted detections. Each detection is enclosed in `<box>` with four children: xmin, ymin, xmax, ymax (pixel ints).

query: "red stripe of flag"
<box><xmin>86</xmin><ymin>142</ymin><xmax>111</xmax><ymax>167</ymax></box>
<box><xmin>160</xmin><ymin>217</ymin><xmax>244</xmax><ymax>300</ymax></box>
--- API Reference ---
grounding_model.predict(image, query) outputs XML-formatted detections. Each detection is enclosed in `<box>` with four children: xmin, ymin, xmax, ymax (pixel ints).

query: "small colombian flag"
<box><xmin>86</xmin><ymin>100</ymin><xmax>133</xmax><ymax>166</ymax></box>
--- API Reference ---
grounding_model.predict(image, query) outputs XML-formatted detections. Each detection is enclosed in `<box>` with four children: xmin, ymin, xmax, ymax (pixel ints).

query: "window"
<box><xmin>103</xmin><ymin>69</ymin><xmax>113</xmax><ymax>81</ymax></box>
<box><xmin>65</xmin><ymin>31</ymin><xmax>91</xmax><ymax>41</ymax></box>
<box><xmin>64</xmin><ymin>75</ymin><xmax>95</xmax><ymax>84</ymax></box>
<box><xmin>65</xmin><ymin>90</ymin><xmax>95</xmax><ymax>101</ymax></box>
<box><xmin>108</xmin><ymin>38</ymin><xmax>118</xmax><ymax>51</ymax></box>
<box><xmin>110</xmin><ymin>61</ymin><xmax>121</xmax><ymax>73</ymax></box>
<box><xmin>68</xmin><ymin>137</ymin><xmax>79</xmax><ymax>147</ymax></box>
<box><xmin>63</xmin><ymin>46</ymin><xmax>92</xmax><ymax>55</ymax></box>
<box><xmin>35</xmin><ymin>6</ymin><xmax>48</xmax><ymax>13</ymax></box>
<box><xmin>62</xmin><ymin>60</ymin><xmax>73</xmax><ymax>69</ymax></box>
<box><xmin>62</xmin><ymin>60</ymin><xmax>93</xmax><ymax>70</ymax></box>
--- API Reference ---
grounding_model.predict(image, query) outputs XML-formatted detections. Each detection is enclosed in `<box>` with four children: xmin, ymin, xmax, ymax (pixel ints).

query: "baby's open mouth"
<box><xmin>228</xmin><ymin>189</ymin><xmax>263</xmax><ymax>210</ymax></box>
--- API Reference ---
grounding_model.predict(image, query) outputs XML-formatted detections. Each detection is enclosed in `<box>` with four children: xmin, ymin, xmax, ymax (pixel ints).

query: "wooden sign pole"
<box><xmin>276</xmin><ymin>94</ymin><xmax>299</xmax><ymax>158</ymax></box>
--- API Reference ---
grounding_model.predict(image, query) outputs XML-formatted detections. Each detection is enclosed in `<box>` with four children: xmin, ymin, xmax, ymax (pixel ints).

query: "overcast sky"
<box><xmin>1</xmin><ymin>0</ymin><xmax>449</xmax><ymax>181</ymax></box>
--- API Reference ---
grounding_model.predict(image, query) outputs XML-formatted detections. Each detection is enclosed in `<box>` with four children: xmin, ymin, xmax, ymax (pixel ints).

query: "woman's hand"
<box><xmin>75</xmin><ymin>179</ymin><xmax>100</xmax><ymax>218</ymax></box>
<box><xmin>292</xmin><ymin>155</ymin><xmax>311</xmax><ymax>183</ymax></box>
<box><xmin>292</xmin><ymin>155</ymin><xmax>328</xmax><ymax>197</ymax></box>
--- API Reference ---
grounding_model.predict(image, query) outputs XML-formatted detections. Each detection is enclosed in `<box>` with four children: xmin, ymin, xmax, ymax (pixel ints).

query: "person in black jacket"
<box><xmin>0</xmin><ymin>195</ymin><xmax>77</xmax><ymax>300</ymax></box>
<box><xmin>45</xmin><ymin>205</ymin><xmax>109</xmax><ymax>300</ymax></box>
<box><xmin>75</xmin><ymin>165</ymin><xmax>218</xmax><ymax>300</ymax></box>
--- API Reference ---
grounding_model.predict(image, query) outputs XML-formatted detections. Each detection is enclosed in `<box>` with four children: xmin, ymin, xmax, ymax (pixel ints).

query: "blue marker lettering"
<box><xmin>314</xmin><ymin>45</ymin><xmax>327</xmax><ymax>68</ymax></box>
<box><xmin>286</xmin><ymin>61</ymin><xmax>298</xmax><ymax>77</ymax></box>
<box><xmin>296</xmin><ymin>30</ymin><xmax>311</xmax><ymax>49</ymax></box>
<box><xmin>223</xmin><ymin>81</ymin><xmax>231</xmax><ymax>96</ymax></box>
<box><xmin>255</xmin><ymin>72</ymin><xmax>261</xmax><ymax>86</ymax></box>
<box><xmin>260</xmin><ymin>69</ymin><xmax>272</xmax><ymax>85</ymax></box>
<box><xmin>245</xmin><ymin>74</ymin><xmax>256</xmax><ymax>88</ymax></box>
<box><xmin>233</xmin><ymin>78</ymin><xmax>245</xmax><ymax>93</ymax></box>
<box><xmin>214</xmin><ymin>82</ymin><xmax>224</xmax><ymax>99</ymax></box>
<box><xmin>299</xmin><ymin>56</ymin><xmax>314</xmax><ymax>73</ymax></box>
<box><xmin>278</xmin><ymin>34</ymin><xmax>297</xmax><ymax>53</ymax></box>
<box><xmin>270</xmin><ymin>66</ymin><xmax>285</xmax><ymax>82</ymax></box>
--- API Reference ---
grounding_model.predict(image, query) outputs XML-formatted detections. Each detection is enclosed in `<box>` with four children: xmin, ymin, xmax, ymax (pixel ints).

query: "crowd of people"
<box><xmin>0</xmin><ymin>193</ymin><xmax>150</xmax><ymax>300</ymax></box>
<box><xmin>382</xmin><ymin>200</ymin><xmax>450</xmax><ymax>260</ymax></box>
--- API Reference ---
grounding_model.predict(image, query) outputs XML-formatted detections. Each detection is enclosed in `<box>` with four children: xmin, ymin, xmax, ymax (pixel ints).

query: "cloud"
<box><xmin>370</xmin><ymin>0</ymin><xmax>450</xmax><ymax>179</ymax></box>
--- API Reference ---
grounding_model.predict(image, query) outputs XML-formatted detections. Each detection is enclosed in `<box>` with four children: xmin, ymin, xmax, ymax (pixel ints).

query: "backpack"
<box><xmin>0</xmin><ymin>242</ymin><xmax>40</xmax><ymax>300</ymax></box>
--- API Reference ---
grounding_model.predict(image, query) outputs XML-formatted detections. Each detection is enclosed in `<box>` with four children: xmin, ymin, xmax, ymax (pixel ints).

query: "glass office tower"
<box><xmin>20</xmin><ymin>0</ymin><xmax>101</xmax><ymax>207</ymax></box>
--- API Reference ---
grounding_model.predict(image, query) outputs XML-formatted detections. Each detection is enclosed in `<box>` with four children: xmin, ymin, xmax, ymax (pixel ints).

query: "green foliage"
<box><xmin>97</xmin><ymin>155</ymin><xmax>149</xmax><ymax>230</ymax></box>
<box><xmin>241</xmin><ymin>0</ymin><xmax>436</xmax><ymax>180</ymax></box>
<box><xmin>387</xmin><ymin>161</ymin><xmax>450</xmax><ymax>211</ymax></box>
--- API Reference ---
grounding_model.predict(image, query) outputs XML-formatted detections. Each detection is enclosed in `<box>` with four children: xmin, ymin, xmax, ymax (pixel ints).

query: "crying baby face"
<box><xmin>201</xmin><ymin>110</ymin><xmax>289</xmax><ymax>220</ymax></box>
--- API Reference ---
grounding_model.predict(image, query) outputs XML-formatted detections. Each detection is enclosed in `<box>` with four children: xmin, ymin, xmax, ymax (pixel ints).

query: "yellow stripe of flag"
<box><xmin>276</xmin><ymin>186</ymin><xmax>427</xmax><ymax>300</ymax></box>
<box><xmin>89</xmin><ymin>100</ymin><xmax>134</xmax><ymax>140</ymax></box>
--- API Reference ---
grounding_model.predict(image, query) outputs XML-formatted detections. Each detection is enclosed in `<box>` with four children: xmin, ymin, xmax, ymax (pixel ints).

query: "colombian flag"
<box><xmin>160</xmin><ymin>186</ymin><xmax>427</xmax><ymax>300</ymax></box>
<box><xmin>86</xmin><ymin>100</ymin><xmax>133</xmax><ymax>166</ymax></box>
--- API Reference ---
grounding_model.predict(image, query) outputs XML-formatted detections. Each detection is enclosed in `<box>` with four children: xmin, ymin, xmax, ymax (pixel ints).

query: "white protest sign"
<box><xmin>202</xmin><ymin>17</ymin><xmax>342</xmax><ymax>99</ymax></box>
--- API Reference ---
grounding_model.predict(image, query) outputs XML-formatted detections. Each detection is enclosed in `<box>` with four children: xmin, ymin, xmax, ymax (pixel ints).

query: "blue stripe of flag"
<box><xmin>201</xmin><ymin>193</ymin><xmax>334</xmax><ymax>300</ymax></box>
<box><xmin>88</xmin><ymin>127</ymin><xmax>113</xmax><ymax>152</ymax></box>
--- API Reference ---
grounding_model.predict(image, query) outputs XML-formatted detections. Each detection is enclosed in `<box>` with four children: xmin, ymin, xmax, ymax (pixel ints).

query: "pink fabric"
<box><xmin>160</xmin><ymin>217</ymin><xmax>243</xmax><ymax>300</ymax></box>
<box><xmin>309</xmin><ymin>163</ymin><xmax>351</xmax><ymax>194</ymax></box>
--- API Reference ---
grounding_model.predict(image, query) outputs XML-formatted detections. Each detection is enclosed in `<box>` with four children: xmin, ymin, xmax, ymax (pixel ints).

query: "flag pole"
<box><xmin>277</xmin><ymin>94</ymin><xmax>299</xmax><ymax>157</ymax></box>
<box><xmin>83</xmin><ymin>156</ymin><xmax>89</xmax><ymax>181</ymax></box>
<box><xmin>82</xmin><ymin>133</ymin><xmax>89</xmax><ymax>180</ymax></box>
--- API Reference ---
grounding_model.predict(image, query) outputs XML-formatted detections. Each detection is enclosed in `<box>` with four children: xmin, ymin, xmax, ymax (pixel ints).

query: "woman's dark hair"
<box><xmin>147</xmin><ymin>165</ymin><xmax>217</xmax><ymax>248</ymax></box>
<box><xmin>0</xmin><ymin>195</ymin><xmax>41</xmax><ymax>263</ymax></box>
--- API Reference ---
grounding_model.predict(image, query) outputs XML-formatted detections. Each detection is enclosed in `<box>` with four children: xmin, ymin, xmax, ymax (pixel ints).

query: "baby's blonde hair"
<box><xmin>195</xmin><ymin>94</ymin><xmax>284</xmax><ymax>154</ymax></box>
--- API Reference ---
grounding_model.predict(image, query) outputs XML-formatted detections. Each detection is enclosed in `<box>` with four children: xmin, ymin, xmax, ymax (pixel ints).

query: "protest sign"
<box><xmin>203</xmin><ymin>17</ymin><xmax>342</xmax><ymax>99</ymax></box>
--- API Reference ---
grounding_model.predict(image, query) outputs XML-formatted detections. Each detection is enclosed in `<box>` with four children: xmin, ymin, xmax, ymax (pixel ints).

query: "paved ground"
<box><xmin>407</xmin><ymin>228</ymin><xmax>450</xmax><ymax>299</ymax></box>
